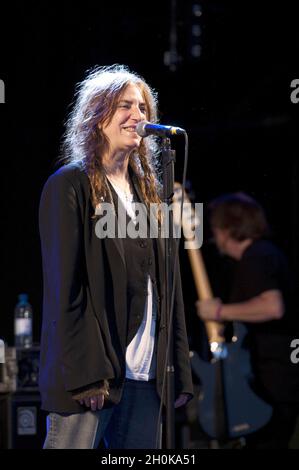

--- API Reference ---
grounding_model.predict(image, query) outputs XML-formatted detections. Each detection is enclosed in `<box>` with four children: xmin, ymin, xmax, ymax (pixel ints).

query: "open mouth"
<box><xmin>123</xmin><ymin>126</ymin><xmax>138</xmax><ymax>134</ymax></box>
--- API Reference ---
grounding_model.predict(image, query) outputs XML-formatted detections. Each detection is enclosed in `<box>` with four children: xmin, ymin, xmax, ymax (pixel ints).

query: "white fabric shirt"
<box><xmin>108</xmin><ymin>179</ymin><xmax>157</xmax><ymax>381</ymax></box>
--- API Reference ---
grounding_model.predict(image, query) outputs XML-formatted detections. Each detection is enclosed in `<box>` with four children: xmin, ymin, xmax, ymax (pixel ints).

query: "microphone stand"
<box><xmin>161</xmin><ymin>137</ymin><xmax>176</xmax><ymax>449</ymax></box>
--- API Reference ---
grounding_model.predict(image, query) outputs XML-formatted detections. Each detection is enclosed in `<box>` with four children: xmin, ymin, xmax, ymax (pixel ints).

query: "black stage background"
<box><xmin>0</xmin><ymin>0</ymin><xmax>298</xmax><ymax>449</ymax></box>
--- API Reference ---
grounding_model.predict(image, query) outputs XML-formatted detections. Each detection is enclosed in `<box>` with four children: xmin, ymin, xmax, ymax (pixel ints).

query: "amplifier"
<box><xmin>0</xmin><ymin>345</ymin><xmax>47</xmax><ymax>448</ymax></box>
<box><xmin>0</xmin><ymin>392</ymin><xmax>47</xmax><ymax>449</ymax></box>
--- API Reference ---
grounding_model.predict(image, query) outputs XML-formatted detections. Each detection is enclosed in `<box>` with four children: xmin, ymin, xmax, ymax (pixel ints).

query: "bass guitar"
<box><xmin>173</xmin><ymin>183</ymin><xmax>272</xmax><ymax>440</ymax></box>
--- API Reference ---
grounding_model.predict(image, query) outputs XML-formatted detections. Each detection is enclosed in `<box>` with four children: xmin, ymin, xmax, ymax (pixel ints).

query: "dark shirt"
<box><xmin>229</xmin><ymin>239</ymin><xmax>299</xmax><ymax>403</ymax></box>
<box><xmin>108</xmin><ymin>181</ymin><xmax>160</xmax><ymax>345</ymax></box>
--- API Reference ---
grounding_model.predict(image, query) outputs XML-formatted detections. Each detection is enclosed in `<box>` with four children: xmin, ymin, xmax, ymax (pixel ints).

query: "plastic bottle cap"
<box><xmin>18</xmin><ymin>293</ymin><xmax>28</xmax><ymax>302</ymax></box>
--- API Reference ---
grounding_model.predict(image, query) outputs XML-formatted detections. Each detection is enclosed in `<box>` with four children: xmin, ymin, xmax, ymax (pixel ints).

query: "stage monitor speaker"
<box><xmin>0</xmin><ymin>392</ymin><xmax>47</xmax><ymax>449</ymax></box>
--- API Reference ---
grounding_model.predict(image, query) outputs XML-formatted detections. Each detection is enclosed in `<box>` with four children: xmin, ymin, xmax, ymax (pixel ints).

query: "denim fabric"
<box><xmin>43</xmin><ymin>379</ymin><xmax>161</xmax><ymax>449</ymax></box>
<box><xmin>104</xmin><ymin>379</ymin><xmax>161</xmax><ymax>449</ymax></box>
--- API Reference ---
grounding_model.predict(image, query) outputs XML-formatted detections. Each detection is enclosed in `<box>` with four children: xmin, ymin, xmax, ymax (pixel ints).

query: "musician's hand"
<box><xmin>196</xmin><ymin>298</ymin><xmax>222</xmax><ymax>321</ymax></box>
<box><xmin>174</xmin><ymin>393</ymin><xmax>191</xmax><ymax>408</ymax></box>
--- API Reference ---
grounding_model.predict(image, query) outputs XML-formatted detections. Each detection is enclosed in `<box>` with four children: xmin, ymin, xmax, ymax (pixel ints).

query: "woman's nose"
<box><xmin>131</xmin><ymin>106</ymin><xmax>145</xmax><ymax>120</ymax></box>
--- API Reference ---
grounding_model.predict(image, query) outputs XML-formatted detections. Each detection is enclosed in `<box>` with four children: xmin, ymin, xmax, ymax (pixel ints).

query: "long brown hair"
<box><xmin>59</xmin><ymin>64</ymin><xmax>162</xmax><ymax>212</ymax></box>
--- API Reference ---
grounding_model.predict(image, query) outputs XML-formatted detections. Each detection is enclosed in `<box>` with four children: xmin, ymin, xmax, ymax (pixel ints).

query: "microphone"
<box><xmin>136</xmin><ymin>120</ymin><xmax>186</xmax><ymax>137</ymax></box>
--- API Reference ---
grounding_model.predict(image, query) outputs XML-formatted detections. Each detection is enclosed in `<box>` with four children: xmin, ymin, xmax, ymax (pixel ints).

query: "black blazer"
<box><xmin>38</xmin><ymin>162</ymin><xmax>194</xmax><ymax>412</ymax></box>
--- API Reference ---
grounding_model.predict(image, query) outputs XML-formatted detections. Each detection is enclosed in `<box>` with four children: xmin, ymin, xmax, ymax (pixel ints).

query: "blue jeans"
<box><xmin>43</xmin><ymin>379</ymin><xmax>161</xmax><ymax>449</ymax></box>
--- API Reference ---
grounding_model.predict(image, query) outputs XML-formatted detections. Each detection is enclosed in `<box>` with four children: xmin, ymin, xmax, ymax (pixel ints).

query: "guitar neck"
<box><xmin>172</xmin><ymin>183</ymin><xmax>225</xmax><ymax>345</ymax></box>
<box><xmin>187</xmin><ymin>248</ymin><xmax>225</xmax><ymax>344</ymax></box>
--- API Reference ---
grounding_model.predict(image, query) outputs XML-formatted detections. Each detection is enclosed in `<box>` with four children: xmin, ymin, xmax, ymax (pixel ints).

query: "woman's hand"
<box><xmin>78</xmin><ymin>393</ymin><xmax>105</xmax><ymax>411</ymax></box>
<box><xmin>72</xmin><ymin>380</ymin><xmax>110</xmax><ymax>411</ymax></box>
<box><xmin>174</xmin><ymin>393</ymin><xmax>191</xmax><ymax>408</ymax></box>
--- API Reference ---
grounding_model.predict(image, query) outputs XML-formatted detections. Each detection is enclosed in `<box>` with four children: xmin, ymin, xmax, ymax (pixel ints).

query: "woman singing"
<box><xmin>39</xmin><ymin>64</ymin><xmax>193</xmax><ymax>449</ymax></box>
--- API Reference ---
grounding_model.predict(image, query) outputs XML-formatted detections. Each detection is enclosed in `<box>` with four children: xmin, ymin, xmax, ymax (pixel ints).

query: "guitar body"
<box><xmin>191</xmin><ymin>322</ymin><xmax>272</xmax><ymax>439</ymax></box>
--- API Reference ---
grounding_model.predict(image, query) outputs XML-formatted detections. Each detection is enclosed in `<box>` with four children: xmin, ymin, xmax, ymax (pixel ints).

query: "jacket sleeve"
<box><xmin>71</xmin><ymin>379</ymin><xmax>110</xmax><ymax>400</ymax></box>
<box><xmin>39</xmin><ymin>170</ymin><xmax>114</xmax><ymax>392</ymax></box>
